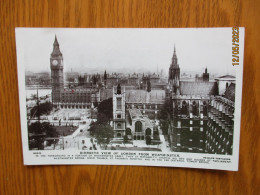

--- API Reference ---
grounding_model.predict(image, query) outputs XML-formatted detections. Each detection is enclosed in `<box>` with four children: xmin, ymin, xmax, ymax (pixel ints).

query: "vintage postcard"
<box><xmin>15</xmin><ymin>28</ymin><xmax>244</xmax><ymax>170</ymax></box>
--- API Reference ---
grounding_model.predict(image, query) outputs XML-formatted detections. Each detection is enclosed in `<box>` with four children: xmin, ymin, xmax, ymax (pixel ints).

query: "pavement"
<box><xmin>158</xmin><ymin>126</ymin><xmax>171</xmax><ymax>152</ymax></box>
<box><xmin>41</xmin><ymin>109</ymin><xmax>171</xmax><ymax>152</ymax></box>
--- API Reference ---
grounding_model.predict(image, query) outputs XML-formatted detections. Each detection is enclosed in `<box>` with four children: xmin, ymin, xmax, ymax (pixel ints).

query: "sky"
<box><xmin>16</xmin><ymin>28</ymin><xmax>236</xmax><ymax>76</ymax></box>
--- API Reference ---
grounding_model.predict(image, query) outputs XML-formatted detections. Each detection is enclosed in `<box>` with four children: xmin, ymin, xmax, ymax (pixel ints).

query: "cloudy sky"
<box><xmin>16</xmin><ymin>28</ymin><xmax>236</xmax><ymax>75</ymax></box>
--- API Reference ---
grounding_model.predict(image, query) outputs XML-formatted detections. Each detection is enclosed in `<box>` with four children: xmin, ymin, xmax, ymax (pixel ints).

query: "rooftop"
<box><xmin>224</xmin><ymin>83</ymin><xmax>235</xmax><ymax>102</ymax></box>
<box><xmin>215</xmin><ymin>75</ymin><xmax>236</xmax><ymax>81</ymax></box>
<box><xmin>126</xmin><ymin>89</ymin><xmax>165</xmax><ymax>104</ymax></box>
<box><xmin>179</xmin><ymin>81</ymin><xmax>218</xmax><ymax>96</ymax></box>
<box><xmin>128</xmin><ymin>108</ymin><xmax>143</xmax><ymax>119</ymax></box>
<box><xmin>100</xmin><ymin>88</ymin><xmax>165</xmax><ymax>103</ymax></box>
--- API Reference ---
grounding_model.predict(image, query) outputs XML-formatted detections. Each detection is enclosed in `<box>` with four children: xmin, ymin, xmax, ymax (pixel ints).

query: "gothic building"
<box><xmin>167</xmin><ymin>47</ymin><xmax>236</xmax><ymax>154</ymax></box>
<box><xmin>50</xmin><ymin>36</ymin><xmax>64</xmax><ymax>103</ymax></box>
<box><xmin>112</xmin><ymin>84</ymin><xmax>157</xmax><ymax>140</ymax></box>
<box><xmin>206</xmin><ymin>83</ymin><xmax>235</xmax><ymax>155</ymax></box>
<box><xmin>168</xmin><ymin>46</ymin><xmax>180</xmax><ymax>94</ymax></box>
<box><xmin>50</xmin><ymin>36</ymin><xmax>100</xmax><ymax>109</ymax></box>
<box><xmin>112</xmin><ymin>84</ymin><xmax>126</xmax><ymax>138</ymax></box>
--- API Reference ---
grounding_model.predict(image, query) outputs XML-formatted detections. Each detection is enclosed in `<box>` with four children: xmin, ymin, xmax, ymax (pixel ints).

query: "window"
<box><xmin>117</xmin><ymin>98</ymin><xmax>122</xmax><ymax>110</ymax></box>
<box><xmin>135</xmin><ymin>121</ymin><xmax>142</xmax><ymax>132</ymax></box>
<box><xmin>116</xmin><ymin>123</ymin><xmax>122</xmax><ymax>129</ymax></box>
<box><xmin>145</xmin><ymin>128</ymin><xmax>151</xmax><ymax>136</ymax></box>
<box><xmin>181</xmin><ymin>101</ymin><xmax>187</xmax><ymax>115</ymax></box>
<box><xmin>117</xmin><ymin>114</ymin><xmax>121</xmax><ymax>119</ymax></box>
<box><xmin>203</xmin><ymin>102</ymin><xmax>208</xmax><ymax>116</ymax></box>
<box><xmin>190</xmin><ymin>127</ymin><xmax>193</xmax><ymax>131</ymax></box>
<box><xmin>190</xmin><ymin>120</ymin><xmax>193</xmax><ymax>125</ymax></box>
<box><xmin>192</xmin><ymin>101</ymin><xmax>197</xmax><ymax>116</ymax></box>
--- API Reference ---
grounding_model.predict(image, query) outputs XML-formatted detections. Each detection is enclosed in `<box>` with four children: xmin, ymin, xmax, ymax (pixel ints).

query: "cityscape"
<box><xmin>26</xmin><ymin>35</ymin><xmax>235</xmax><ymax>155</ymax></box>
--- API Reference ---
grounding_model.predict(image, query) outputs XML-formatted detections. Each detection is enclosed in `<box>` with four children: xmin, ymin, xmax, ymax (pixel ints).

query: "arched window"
<box><xmin>117</xmin><ymin>98</ymin><xmax>122</xmax><ymax>110</ymax></box>
<box><xmin>145</xmin><ymin>128</ymin><xmax>151</xmax><ymax>136</ymax></box>
<box><xmin>116</xmin><ymin>133</ymin><xmax>121</xmax><ymax>138</ymax></box>
<box><xmin>203</xmin><ymin>101</ymin><xmax>208</xmax><ymax>116</ymax></box>
<box><xmin>192</xmin><ymin>101</ymin><xmax>197</xmax><ymax>116</ymax></box>
<box><xmin>116</xmin><ymin>123</ymin><xmax>122</xmax><ymax>129</ymax></box>
<box><xmin>135</xmin><ymin>121</ymin><xmax>142</xmax><ymax>132</ymax></box>
<box><xmin>181</xmin><ymin>101</ymin><xmax>188</xmax><ymax>115</ymax></box>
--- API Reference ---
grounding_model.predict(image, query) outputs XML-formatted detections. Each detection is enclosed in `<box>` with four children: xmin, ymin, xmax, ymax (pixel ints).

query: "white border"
<box><xmin>15</xmin><ymin>27</ymin><xmax>245</xmax><ymax>171</ymax></box>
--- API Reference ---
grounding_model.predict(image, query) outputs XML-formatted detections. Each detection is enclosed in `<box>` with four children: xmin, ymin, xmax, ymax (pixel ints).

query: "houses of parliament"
<box><xmin>50</xmin><ymin>36</ymin><xmax>236</xmax><ymax>155</ymax></box>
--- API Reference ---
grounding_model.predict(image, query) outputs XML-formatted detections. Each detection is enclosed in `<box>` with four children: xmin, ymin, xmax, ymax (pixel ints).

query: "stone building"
<box><xmin>167</xmin><ymin>46</ymin><xmax>236</xmax><ymax>154</ymax></box>
<box><xmin>50</xmin><ymin>36</ymin><xmax>100</xmax><ymax>108</ymax></box>
<box><xmin>112</xmin><ymin>84</ymin><xmax>158</xmax><ymax>140</ymax></box>
<box><xmin>206</xmin><ymin>83</ymin><xmax>235</xmax><ymax>155</ymax></box>
<box><xmin>128</xmin><ymin>73</ymin><xmax>139</xmax><ymax>86</ymax></box>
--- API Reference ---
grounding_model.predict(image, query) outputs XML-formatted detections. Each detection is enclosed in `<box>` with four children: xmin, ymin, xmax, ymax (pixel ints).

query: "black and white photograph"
<box><xmin>15</xmin><ymin>28</ymin><xmax>244</xmax><ymax>170</ymax></box>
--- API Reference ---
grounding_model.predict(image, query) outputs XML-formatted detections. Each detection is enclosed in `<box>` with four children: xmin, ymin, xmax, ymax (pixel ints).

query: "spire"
<box><xmin>54</xmin><ymin>35</ymin><xmax>59</xmax><ymax>46</ymax></box>
<box><xmin>104</xmin><ymin>70</ymin><xmax>107</xmax><ymax>80</ymax></box>
<box><xmin>171</xmin><ymin>45</ymin><xmax>178</xmax><ymax>67</ymax></box>
<box><xmin>168</xmin><ymin>45</ymin><xmax>180</xmax><ymax>86</ymax></box>
<box><xmin>51</xmin><ymin>35</ymin><xmax>62</xmax><ymax>57</ymax></box>
<box><xmin>205</xmin><ymin>67</ymin><xmax>208</xmax><ymax>73</ymax></box>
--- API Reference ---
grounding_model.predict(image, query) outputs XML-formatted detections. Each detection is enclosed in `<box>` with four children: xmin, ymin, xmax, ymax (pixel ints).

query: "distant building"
<box><xmin>106</xmin><ymin>73</ymin><xmax>119</xmax><ymax>88</ymax></box>
<box><xmin>25</xmin><ymin>72</ymin><xmax>51</xmax><ymax>86</ymax></box>
<box><xmin>195</xmin><ymin>68</ymin><xmax>209</xmax><ymax>82</ymax></box>
<box><xmin>203</xmin><ymin>68</ymin><xmax>209</xmax><ymax>81</ymax></box>
<box><xmin>128</xmin><ymin>73</ymin><xmax>139</xmax><ymax>86</ymax></box>
<box><xmin>141</xmin><ymin>73</ymin><xmax>165</xmax><ymax>90</ymax></box>
<box><xmin>214</xmin><ymin>75</ymin><xmax>236</xmax><ymax>95</ymax></box>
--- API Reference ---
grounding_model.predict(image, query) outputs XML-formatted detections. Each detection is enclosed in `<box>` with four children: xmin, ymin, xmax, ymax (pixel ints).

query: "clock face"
<box><xmin>52</xmin><ymin>60</ymin><xmax>58</xmax><ymax>65</ymax></box>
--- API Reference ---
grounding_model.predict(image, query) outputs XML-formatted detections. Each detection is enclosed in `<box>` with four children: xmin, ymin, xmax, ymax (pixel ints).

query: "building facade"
<box><xmin>50</xmin><ymin>36</ymin><xmax>100</xmax><ymax>108</ymax></box>
<box><xmin>112</xmin><ymin>84</ymin><xmax>156</xmax><ymax>140</ymax></box>
<box><xmin>168</xmin><ymin>47</ymin><xmax>236</xmax><ymax>154</ymax></box>
<box><xmin>112</xmin><ymin>84</ymin><xmax>126</xmax><ymax>138</ymax></box>
<box><xmin>206</xmin><ymin>83</ymin><xmax>235</xmax><ymax>155</ymax></box>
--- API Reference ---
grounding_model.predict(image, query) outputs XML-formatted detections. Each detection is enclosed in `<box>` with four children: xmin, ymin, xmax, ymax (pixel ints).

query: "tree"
<box><xmin>31</xmin><ymin>94</ymin><xmax>37</xmax><ymax>100</ymax></box>
<box><xmin>30</xmin><ymin>101</ymin><xmax>53</xmax><ymax>118</ymax></box>
<box><xmin>88</xmin><ymin>123</ymin><xmax>114</xmax><ymax>148</ymax></box>
<box><xmin>88</xmin><ymin>98</ymin><xmax>114</xmax><ymax>148</ymax></box>
<box><xmin>97</xmin><ymin>113</ymin><xmax>110</xmax><ymax>124</ymax></box>
<box><xmin>28</xmin><ymin>121</ymin><xmax>58</xmax><ymax>150</ymax></box>
<box><xmin>97</xmin><ymin>98</ymin><xmax>113</xmax><ymax>123</ymax></box>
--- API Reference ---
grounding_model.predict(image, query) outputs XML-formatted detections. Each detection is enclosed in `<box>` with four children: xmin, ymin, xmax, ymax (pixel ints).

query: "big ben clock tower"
<box><xmin>50</xmin><ymin>35</ymin><xmax>64</xmax><ymax>104</ymax></box>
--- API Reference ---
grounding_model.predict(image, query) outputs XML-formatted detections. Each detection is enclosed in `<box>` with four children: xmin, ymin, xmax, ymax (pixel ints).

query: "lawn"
<box><xmin>54</xmin><ymin>126</ymin><xmax>78</xmax><ymax>136</ymax></box>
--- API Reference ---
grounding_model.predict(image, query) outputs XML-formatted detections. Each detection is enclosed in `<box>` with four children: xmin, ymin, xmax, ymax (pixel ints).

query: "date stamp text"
<box><xmin>232</xmin><ymin>27</ymin><xmax>239</xmax><ymax>66</ymax></box>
